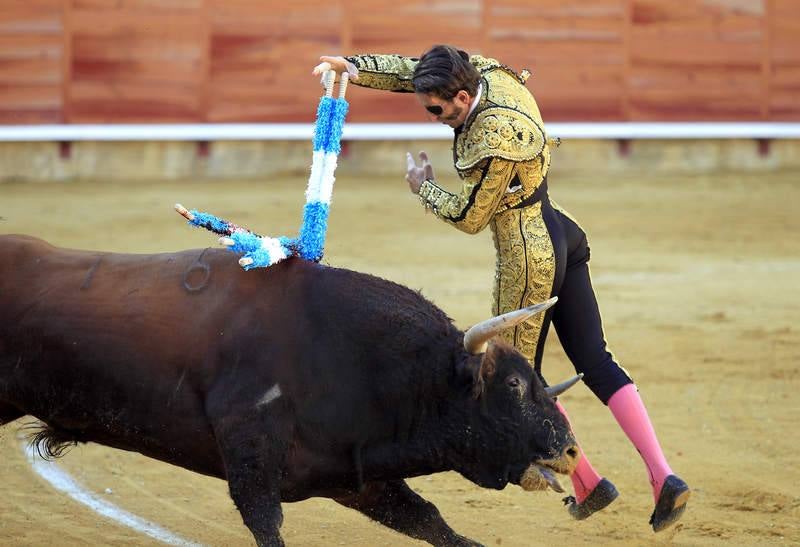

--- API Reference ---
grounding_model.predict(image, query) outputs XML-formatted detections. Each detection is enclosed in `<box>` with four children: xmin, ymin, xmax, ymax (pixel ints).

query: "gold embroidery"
<box><xmin>456</xmin><ymin>109</ymin><xmax>545</xmax><ymax>170</ymax></box>
<box><xmin>470</xmin><ymin>55</ymin><xmax>503</xmax><ymax>73</ymax></box>
<box><xmin>352</xmin><ymin>51</ymin><xmax>556</xmax><ymax>363</ymax></box>
<box><xmin>495</xmin><ymin>147</ymin><xmax>550</xmax><ymax>214</ymax></box>
<box><xmin>455</xmin><ymin>68</ymin><xmax>547</xmax><ymax>171</ymax></box>
<box><xmin>492</xmin><ymin>208</ymin><xmax>527</xmax><ymax>319</ymax></box>
<box><xmin>491</xmin><ymin>202</ymin><xmax>555</xmax><ymax>362</ymax></box>
<box><xmin>418</xmin><ymin>158</ymin><xmax>516</xmax><ymax>234</ymax></box>
<box><xmin>346</xmin><ymin>54</ymin><xmax>417</xmax><ymax>92</ymax></box>
<box><xmin>470</xmin><ymin>55</ymin><xmax>530</xmax><ymax>85</ymax></box>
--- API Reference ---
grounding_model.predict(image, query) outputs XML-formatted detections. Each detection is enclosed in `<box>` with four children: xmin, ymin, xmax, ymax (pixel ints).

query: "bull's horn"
<box><xmin>544</xmin><ymin>373</ymin><xmax>584</xmax><ymax>398</ymax></box>
<box><xmin>463</xmin><ymin>297</ymin><xmax>558</xmax><ymax>355</ymax></box>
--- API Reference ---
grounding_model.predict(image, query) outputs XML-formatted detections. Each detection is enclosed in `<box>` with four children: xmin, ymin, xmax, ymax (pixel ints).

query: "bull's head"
<box><xmin>453</xmin><ymin>298</ymin><xmax>580</xmax><ymax>492</ymax></box>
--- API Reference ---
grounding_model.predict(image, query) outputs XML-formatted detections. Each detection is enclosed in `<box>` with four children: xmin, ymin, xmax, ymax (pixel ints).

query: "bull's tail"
<box><xmin>20</xmin><ymin>421</ymin><xmax>81</xmax><ymax>460</ymax></box>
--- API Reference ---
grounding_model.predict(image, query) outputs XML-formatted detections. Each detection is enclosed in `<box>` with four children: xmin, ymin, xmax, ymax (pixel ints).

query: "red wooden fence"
<box><xmin>1</xmin><ymin>0</ymin><xmax>797</xmax><ymax>124</ymax></box>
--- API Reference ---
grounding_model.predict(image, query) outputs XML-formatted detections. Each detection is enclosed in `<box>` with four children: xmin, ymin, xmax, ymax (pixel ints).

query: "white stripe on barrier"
<box><xmin>1</xmin><ymin>122</ymin><xmax>800</xmax><ymax>142</ymax></box>
<box><xmin>22</xmin><ymin>443</ymin><xmax>201</xmax><ymax>546</ymax></box>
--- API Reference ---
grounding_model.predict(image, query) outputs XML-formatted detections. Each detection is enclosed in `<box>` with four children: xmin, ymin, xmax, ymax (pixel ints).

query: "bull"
<box><xmin>0</xmin><ymin>234</ymin><xmax>580</xmax><ymax>546</ymax></box>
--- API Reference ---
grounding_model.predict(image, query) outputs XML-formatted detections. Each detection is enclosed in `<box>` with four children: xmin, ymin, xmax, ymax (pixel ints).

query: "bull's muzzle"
<box><xmin>520</xmin><ymin>442</ymin><xmax>580</xmax><ymax>493</ymax></box>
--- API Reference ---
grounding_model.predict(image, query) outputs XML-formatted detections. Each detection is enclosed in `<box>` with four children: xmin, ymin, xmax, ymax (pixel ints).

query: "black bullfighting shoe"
<box><xmin>650</xmin><ymin>474</ymin><xmax>690</xmax><ymax>532</ymax></box>
<box><xmin>562</xmin><ymin>478</ymin><xmax>619</xmax><ymax>520</ymax></box>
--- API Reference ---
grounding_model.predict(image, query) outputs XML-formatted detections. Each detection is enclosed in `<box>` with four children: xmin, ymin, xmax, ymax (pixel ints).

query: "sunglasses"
<box><xmin>425</xmin><ymin>105</ymin><xmax>444</xmax><ymax>116</ymax></box>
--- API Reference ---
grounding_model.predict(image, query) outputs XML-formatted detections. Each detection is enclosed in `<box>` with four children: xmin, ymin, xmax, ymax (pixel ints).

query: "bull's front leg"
<box><xmin>213</xmin><ymin>412</ymin><xmax>290</xmax><ymax>547</ymax></box>
<box><xmin>335</xmin><ymin>480</ymin><xmax>483</xmax><ymax>547</ymax></box>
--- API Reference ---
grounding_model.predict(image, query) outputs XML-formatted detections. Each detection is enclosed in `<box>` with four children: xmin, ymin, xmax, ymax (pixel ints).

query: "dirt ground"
<box><xmin>1</xmin><ymin>166</ymin><xmax>798</xmax><ymax>546</ymax></box>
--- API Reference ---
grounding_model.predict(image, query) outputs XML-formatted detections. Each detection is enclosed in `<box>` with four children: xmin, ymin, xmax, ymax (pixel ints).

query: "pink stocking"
<box><xmin>608</xmin><ymin>383</ymin><xmax>673</xmax><ymax>501</ymax></box>
<box><xmin>556</xmin><ymin>401</ymin><xmax>602</xmax><ymax>503</ymax></box>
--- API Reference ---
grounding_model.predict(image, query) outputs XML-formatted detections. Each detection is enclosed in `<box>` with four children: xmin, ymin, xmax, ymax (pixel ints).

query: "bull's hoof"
<box><xmin>442</xmin><ymin>532</ymin><xmax>484</xmax><ymax>547</ymax></box>
<box><xmin>650</xmin><ymin>474</ymin><xmax>690</xmax><ymax>532</ymax></box>
<box><xmin>436</xmin><ymin>532</ymin><xmax>483</xmax><ymax>547</ymax></box>
<box><xmin>562</xmin><ymin>478</ymin><xmax>618</xmax><ymax>520</ymax></box>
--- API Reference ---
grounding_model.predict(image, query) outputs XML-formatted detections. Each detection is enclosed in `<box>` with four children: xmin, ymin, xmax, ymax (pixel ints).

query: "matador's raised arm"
<box><xmin>345</xmin><ymin>54</ymin><xmax>419</xmax><ymax>92</ymax></box>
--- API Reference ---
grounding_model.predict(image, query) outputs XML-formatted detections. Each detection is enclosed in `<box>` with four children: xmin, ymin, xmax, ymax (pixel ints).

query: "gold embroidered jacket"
<box><xmin>347</xmin><ymin>53</ymin><xmax>551</xmax><ymax>234</ymax></box>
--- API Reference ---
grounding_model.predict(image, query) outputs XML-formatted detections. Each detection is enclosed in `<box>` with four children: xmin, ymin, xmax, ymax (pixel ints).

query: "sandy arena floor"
<box><xmin>1</xmin><ymin>167</ymin><xmax>798</xmax><ymax>546</ymax></box>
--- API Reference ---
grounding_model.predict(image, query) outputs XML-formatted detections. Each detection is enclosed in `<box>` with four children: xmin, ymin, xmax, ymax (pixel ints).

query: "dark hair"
<box><xmin>412</xmin><ymin>44</ymin><xmax>480</xmax><ymax>99</ymax></box>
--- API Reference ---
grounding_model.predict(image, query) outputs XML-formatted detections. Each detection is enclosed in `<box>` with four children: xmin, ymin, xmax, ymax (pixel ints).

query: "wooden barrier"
<box><xmin>1</xmin><ymin>0</ymin><xmax>798</xmax><ymax>124</ymax></box>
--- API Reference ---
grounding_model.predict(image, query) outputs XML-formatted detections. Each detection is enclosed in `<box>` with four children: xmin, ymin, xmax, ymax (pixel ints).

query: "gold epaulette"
<box><xmin>455</xmin><ymin>62</ymin><xmax>547</xmax><ymax>170</ymax></box>
<box><xmin>470</xmin><ymin>55</ymin><xmax>501</xmax><ymax>72</ymax></box>
<box><xmin>456</xmin><ymin>107</ymin><xmax>546</xmax><ymax>170</ymax></box>
<box><xmin>470</xmin><ymin>55</ymin><xmax>531</xmax><ymax>85</ymax></box>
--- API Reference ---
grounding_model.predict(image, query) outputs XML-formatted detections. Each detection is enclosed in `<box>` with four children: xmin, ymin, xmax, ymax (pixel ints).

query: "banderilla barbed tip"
<box><xmin>174</xmin><ymin>203</ymin><xmax>195</xmax><ymax>221</ymax></box>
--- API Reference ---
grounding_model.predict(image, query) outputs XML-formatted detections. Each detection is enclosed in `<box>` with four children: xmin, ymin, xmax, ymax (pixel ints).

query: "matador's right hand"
<box><xmin>313</xmin><ymin>56</ymin><xmax>359</xmax><ymax>83</ymax></box>
<box><xmin>405</xmin><ymin>151</ymin><xmax>435</xmax><ymax>195</ymax></box>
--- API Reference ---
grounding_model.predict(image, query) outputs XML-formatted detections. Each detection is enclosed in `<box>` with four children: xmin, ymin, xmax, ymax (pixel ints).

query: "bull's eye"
<box><xmin>506</xmin><ymin>375</ymin><xmax>527</xmax><ymax>398</ymax></box>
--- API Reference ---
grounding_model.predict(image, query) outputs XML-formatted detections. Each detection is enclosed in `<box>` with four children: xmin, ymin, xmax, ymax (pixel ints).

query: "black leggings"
<box><xmin>535</xmin><ymin>197</ymin><xmax>633</xmax><ymax>404</ymax></box>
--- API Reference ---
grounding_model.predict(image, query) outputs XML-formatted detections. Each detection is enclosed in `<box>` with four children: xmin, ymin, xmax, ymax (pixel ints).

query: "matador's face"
<box><xmin>416</xmin><ymin>90</ymin><xmax>472</xmax><ymax>129</ymax></box>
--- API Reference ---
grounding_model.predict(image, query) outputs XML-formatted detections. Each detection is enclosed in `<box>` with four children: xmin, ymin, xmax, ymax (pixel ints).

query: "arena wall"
<box><xmin>3</xmin><ymin>138</ymin><xmax>800</xmax><ymax>182</ymax></box>
<box><xmin>3</xmin><ymin>1</ymin><xmax>800</xmax><ymax>181</ymax></box>
<box><xmin>2</xmin><ymin>0</ymin><xmax>800</xmax><ymax>124</ymax></box>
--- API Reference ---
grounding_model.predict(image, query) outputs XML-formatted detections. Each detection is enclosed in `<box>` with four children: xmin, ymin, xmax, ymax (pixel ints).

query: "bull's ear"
<box><xmin>456</xmin><ymin>348</ymin><xmax>497</xmax><ymax>399</ymax></box>
<box><xmin>455</xmin><ymin>355</ymin><xmax>484</xmax><ymax>399</ymax></box>
<box><xmin>479</xmin><ymin>345</ymin><xmax>498</xmax><ymax>382</ymax></box>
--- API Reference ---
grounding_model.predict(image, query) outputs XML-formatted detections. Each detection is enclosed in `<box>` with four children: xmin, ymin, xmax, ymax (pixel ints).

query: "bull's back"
<box><xmin>1</xmin><ymin>235</ymin><xmax>241</xmax><ymax>342</ymax></box>
<box><xmin>0</xmin><ymin>235</ymin><xmax>313</xmax><ymax>377</ymax></box>
<box><xmin>0</xmin><ymin>235</ymin><xmax>459</xmax><ymax>479</ymax></box>
<box><xmin>0</xmin><ymin>235</ymin><xmax>287</xmax><ymax>473</ymax></box>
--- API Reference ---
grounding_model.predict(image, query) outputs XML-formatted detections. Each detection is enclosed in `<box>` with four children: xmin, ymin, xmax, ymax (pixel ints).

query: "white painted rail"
<box><xmin>1</xmin><ymin>122</ymin><xmax>799</xmax><ymax>142</ymax></box>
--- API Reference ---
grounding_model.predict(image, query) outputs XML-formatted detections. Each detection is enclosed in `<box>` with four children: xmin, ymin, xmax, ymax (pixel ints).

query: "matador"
<box><xmin>314</xmin><ymin>45</ymin><xmax>689</xmax><ymax>532</ymax></box>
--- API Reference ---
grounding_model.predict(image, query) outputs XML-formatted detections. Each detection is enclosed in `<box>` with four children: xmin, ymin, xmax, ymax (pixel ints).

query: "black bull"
<box><xmin>0</xmin><ymin>235</ymin><xmax>578</xmax><ymax>546</ymax></box>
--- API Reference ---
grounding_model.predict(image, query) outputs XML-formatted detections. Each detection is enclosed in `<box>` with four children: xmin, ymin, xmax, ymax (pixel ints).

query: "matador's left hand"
<box><xmin>405</xmin><ymin>151</ymin><xmax>435</xmax><ymax>195</ymax></box>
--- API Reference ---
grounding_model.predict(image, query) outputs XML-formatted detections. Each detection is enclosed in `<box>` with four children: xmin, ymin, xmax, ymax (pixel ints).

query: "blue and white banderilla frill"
<box><xmin>175</xmin><ymin>70</ymin><xmax>349</xmax><ymax>269</ymax></box>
